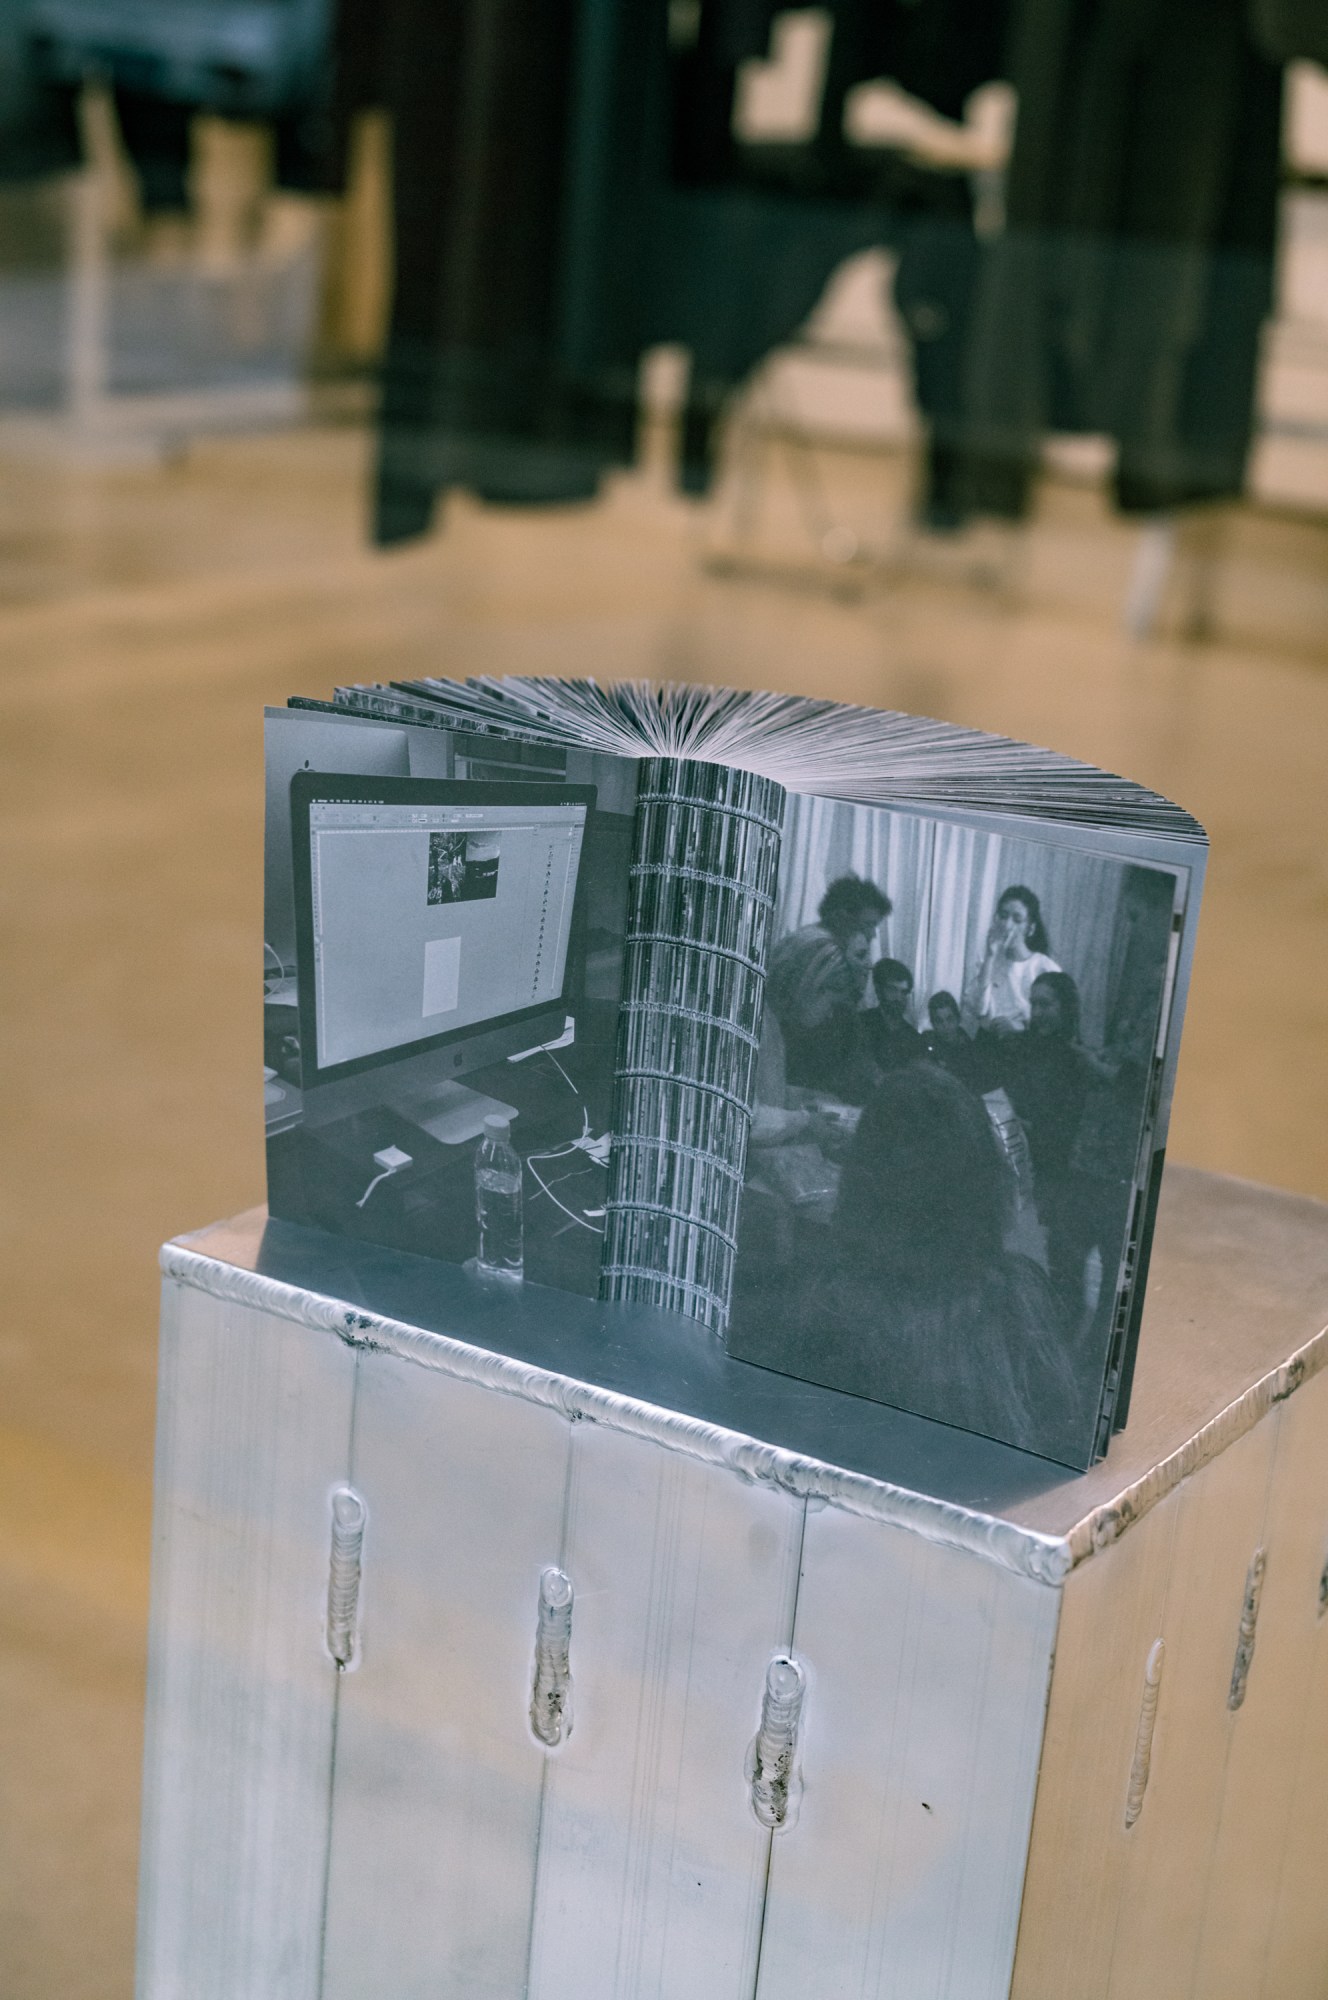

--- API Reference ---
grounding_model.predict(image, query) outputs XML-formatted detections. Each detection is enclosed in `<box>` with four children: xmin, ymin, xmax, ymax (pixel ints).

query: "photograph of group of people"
<box><xmin>727</xmin><ymin>792</ymin><xmax>1181</xmax><ymax>1467</ymax></box>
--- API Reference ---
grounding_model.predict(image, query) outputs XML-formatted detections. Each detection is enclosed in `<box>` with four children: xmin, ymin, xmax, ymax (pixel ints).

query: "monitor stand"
<box><xmin>391</xmin><ymin>1077</ymin><xmax>520</xmax><ymax>1147</ymax></box>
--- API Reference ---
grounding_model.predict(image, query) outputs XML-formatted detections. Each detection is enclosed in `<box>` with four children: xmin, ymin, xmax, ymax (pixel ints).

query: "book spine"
<box><xmin>601</xmin><ymin>758</ymin><xmax>785</xmax><ymax>1334</ymax></box>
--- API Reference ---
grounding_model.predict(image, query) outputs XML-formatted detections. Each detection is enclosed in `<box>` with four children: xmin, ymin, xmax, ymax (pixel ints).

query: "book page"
<box><xmin>263</xmin><ymin>708</ymin><xmax>637</xmax><ymax>1299</ymax></box>
<box><xmin>725</xmin><ymin>789</ymin><xmax>1190</xmax><ymax>1470</ymax></box>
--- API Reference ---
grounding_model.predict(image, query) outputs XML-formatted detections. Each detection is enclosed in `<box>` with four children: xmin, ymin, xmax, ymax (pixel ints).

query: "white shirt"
<box><xmin>966</xmin><ymin>949</ymin><xmax>1061</xmax><ymax>1030</ymax></box>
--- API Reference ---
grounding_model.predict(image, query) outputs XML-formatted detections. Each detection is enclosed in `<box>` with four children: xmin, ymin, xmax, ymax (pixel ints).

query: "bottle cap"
<box><xmin>483</xmin><ymin>1114</ymin><xmax>511</xmax><ymax>1135</ymax></box>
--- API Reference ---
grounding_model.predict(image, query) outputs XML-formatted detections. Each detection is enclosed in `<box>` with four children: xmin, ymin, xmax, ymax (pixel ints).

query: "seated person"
<box><xmin>750</xmin><ymin>1010</ymin><xmax>844</xmax><ymax>1152</ymax></box>
<box><xmin>999</xmin><ymin>971</ymin><xmax>1095</xmax><ymax>1316</ymax></box>
<box><xmin>766</xmin><ymin>875</ymin><xmax>890</xmax><ymax>1103</ymax></box>
<box><xmin>740</xmin><ymin>1008</ymin><xmax>847</xmax><ymax>1275</ymax></box>
<box><xmin>865</xmin><ymin>958</ymin><xmax>925</xmax><ymax>1071</ymax></box>
<box><xmin>732</xmin><ymin>1064</ymin><xmax>1086</xmax><ymax>1464</ymax></box>
<box><xmin>921</xmin><ymin>988</ymin><xmax>986</xmax><ymax>1090</ymax></box>
<box><xmin>1001</xmin><ymin>973</ymin><xmax>1093</xmax><ymax>1181</ymax></box>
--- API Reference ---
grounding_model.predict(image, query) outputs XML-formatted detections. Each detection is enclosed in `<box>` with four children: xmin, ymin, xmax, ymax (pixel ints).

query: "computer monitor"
<box><xmin>264</xmin><ymin>707</ymin><xmax>414</xmax><ymax>995</ymax></box>
<box><xmin>290</xmin><ymin>771</ymin><xmax>596</xmax><ymax>1141</ymax></box>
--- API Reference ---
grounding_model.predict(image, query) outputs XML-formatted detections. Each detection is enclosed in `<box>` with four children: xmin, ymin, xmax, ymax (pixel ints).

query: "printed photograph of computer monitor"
<box><xmin>264</xmin><ymin>712</ymin><xmax>637</xmax><ymax>1289</ymax></box>
<box><xmin>290</xmin><ymin>770</ymin><xmax>597</xmax><ymax>1141</ymax></box>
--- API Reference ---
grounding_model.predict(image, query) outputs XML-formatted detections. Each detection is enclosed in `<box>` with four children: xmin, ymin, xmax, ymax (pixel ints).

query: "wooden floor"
<box><xmin>1</xmin><ymin>415</ymin><xmax>1325</xmax><ymax>1996</ymax></box>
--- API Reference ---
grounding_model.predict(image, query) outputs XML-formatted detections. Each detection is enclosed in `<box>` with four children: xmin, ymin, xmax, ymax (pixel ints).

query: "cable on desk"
<box><xmin>527</xmin><ymin>1110</ymin><xmax>607</xmax><ymax>1235</ymax></box>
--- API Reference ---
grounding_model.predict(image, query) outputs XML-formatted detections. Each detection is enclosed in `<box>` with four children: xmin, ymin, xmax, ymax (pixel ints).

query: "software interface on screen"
<box><xmin>308</xmin><ymin>795</ymin><xmax>587</xmax><ymax>1071</ymax></box>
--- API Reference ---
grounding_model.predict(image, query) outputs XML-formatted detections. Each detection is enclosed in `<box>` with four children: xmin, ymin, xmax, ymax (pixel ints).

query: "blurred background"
<box><xmin>1</xmin><ymin>4</ymin><xmax>1326</xmax><ymax>1993</ymax></box>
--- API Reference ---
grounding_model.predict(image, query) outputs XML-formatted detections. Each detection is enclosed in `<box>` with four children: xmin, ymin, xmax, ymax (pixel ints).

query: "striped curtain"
<box><xmin>773</xmin><ymin>793</ymin><xmax>1141</xmax><ymax>1047</ymax></box>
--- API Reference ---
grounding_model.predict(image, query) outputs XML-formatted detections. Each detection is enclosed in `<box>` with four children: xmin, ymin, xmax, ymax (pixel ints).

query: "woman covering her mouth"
<box><xmin>963</xmin><ymin>884</ymin><xmax>1060</xmax><ymax>1039</ymax></box>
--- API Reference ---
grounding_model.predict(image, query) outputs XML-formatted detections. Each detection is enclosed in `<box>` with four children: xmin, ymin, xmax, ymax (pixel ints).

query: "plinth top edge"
<box><xmin>162</xmin><ymin>1166</ymin><xmax>1328</xmax><ymax>1583</ymax></box>
<box><xmin>160</xmin><ymin>1232</ymin><xmax>1076</xmax><ymax>1587</ymax></box>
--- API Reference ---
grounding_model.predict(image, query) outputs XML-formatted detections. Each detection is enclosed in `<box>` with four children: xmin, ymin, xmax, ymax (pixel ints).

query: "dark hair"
<box><xmin>818</xmin><ymin>875</ymin><xmax>891</xmax><ymax>932</ymax></box>
<box><xmin>996</xmin><ymin>884</ymin><xmax>1050</xmax><ymax>954</ymax></box>
<box><xmin>871</xmin><ymin>956</ymin><xmax>913</xmax><ymax>1001</ymax></box>
<box><xmin>1031</xmin><ymin>970</ymin><xmax>1081</xmax><ymax>1041</ymax></box>
<box><xmin>834</xmin><ymin>1065</ymin><xmax>1008</xmax><ymax>1284</ymax></box>
<box><xmin>928</xmin><ymin>989</ymin><xmax>960</xmax><ymax>1023</ymax></box>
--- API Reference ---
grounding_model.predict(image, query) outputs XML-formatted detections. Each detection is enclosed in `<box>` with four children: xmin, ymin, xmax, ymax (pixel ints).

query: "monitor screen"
<box><xmin>291</xmin><ymin>773</ymin><xmax>594</xmax><ymax>1085</ymax></box>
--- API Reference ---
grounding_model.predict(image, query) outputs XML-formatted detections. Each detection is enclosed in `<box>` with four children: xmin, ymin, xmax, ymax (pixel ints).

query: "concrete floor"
<box><xmin>1</xmin><ymin>418</ymin><xmax>1325</xmax><ymax>1995</ymax></box>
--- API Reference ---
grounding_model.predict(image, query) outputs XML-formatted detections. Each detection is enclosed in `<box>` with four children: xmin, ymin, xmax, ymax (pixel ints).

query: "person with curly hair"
<box><xmin>766</xmin><ymin>874</ymin><xmax>891</xmax><ymax>1101</ymax></box>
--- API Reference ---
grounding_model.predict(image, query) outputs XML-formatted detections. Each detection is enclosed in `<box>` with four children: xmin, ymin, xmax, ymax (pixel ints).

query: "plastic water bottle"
<box><xmin>473</xmin><ymin>1114</ymin><xmax>524</xmax><ymax>1281</ymax></box>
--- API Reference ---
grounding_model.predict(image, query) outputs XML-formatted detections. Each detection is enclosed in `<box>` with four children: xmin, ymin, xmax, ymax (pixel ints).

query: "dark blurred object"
<box><xmin>671</xmin><ymin>0</ymin><xmax>1009</xmax><ymax>514</ymax></box>
<box><xmin>24</xmin><ymin>0</ymin><xmax>330</xmax><ymax>119</ymax></box>
<box><xmin>1248</xmin><ymin>0</ymin><xmax>1328</xmax><ymax>63</ymax></box>
<box><xmin>963</xmin><ymin>0</ymin><xmax>1286</xmax><ymax>518</ymax></box>
<box><xmin>21</xmin><ymin>0</ymin><xmax>333</xmax><ymax>199</ymax></box>
<box><xmin>0</xmin><ymin>0</ymin><xmax>78</xmax><ymax>178</ymax></box>
<box><xmin>354</xmin><ymin>0</ymin><xmax>1010</xmax><ymax>543</ymax></box>
<box><xmin>667</xmin><ymin>0</ymin><xmax>777</xmax><ymax>188</ymax></box>
<box><xmin>107</xmin><ymin>85</ymin><xmax>190</xmax><ymax>209</ymax></box>
<box><xmin>346</xmin><ymin>0</ymin><xmax>633</xmax><ymax>543</ymax></box>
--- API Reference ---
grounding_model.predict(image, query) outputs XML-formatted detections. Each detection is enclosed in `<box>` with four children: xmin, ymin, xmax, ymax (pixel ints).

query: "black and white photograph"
<box><xmin>427</xmin><ymin>829</ymin><xmax>501</xmax><ymax>903</ymax></box>
<box><xmin>263</xmin><ymin>706</ymin><xmax>638</xmax><ymax>1297</ymax></box>
<box><xmin>726</xmin><ymin>792</ymin><xmax>1183</xmax><ymax>1466</ymax></box>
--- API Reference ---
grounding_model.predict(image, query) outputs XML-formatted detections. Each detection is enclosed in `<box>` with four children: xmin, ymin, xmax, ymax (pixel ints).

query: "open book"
<box><xmin>263</xmin><ymin>678</ymin><xmax>1204</xmax><ymax>1470</ymax></box>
